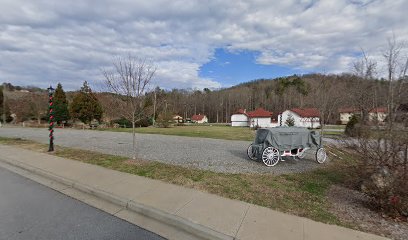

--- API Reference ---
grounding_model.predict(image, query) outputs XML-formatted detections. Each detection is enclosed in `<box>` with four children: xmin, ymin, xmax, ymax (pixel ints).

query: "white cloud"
<box><xmin>0</xmin><ymin>0</ymin><xmax>407</xmax><ymax>90</ymax></box>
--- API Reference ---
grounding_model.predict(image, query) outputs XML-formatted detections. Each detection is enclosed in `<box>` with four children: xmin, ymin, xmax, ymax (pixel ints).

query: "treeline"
<box><xmin>159</xmin><ymin>73</ymin><xmax>398</xmax><ymax>124</ymax></box>
<box><xmin>2</xmin><ymin>73</ymin><xmax>406</xmax><ymax>125</ymax></box>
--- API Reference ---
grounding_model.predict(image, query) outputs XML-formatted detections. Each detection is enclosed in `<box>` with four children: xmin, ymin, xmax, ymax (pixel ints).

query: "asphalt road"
<box><xmin>0</xmin><ymin>126</ymin><xmax>326</xmax><ymax>174</ymax></box>
<box><xmin>0</xmin><ymin>166</ymin><xmax>166</xmax><ymax>240</ymax></box>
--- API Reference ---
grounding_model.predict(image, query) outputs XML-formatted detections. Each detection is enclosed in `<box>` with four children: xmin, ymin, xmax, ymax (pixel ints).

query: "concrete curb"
<box><xmin>0</xmin><ymin>158</ymin><xmax>232</xmax><ymax>240</ymax></box>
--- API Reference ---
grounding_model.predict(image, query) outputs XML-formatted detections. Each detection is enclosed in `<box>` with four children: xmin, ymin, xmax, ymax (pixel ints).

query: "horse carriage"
<box><xmin>247</xmin><ymin>127</ymin><xmax>327</xmax><ymax>166</ymax></box>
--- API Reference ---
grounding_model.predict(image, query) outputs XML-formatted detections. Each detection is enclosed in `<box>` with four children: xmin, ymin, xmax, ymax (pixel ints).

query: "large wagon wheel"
<box><xmin>247</xmin><ymin>144</ymin><xmax>257</xmax><ymax>161</ymax></box>
<box><xmin>315</xmin><ymin>147</ymin><xmax>327</xmax><ymax>164</ymax></box>
<box><xmin>262</xmin><ymin>147</ymin><xmax>280</xmax><ymax>167</ymax></box>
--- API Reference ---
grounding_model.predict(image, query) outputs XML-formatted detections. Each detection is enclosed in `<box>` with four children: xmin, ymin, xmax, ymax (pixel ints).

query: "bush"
<box><xmin>156</xmin><ymin>112</ymin><xmax>173</xmax><ymax>128</ymax></box>
<box><xmin>135</xmin><ymin>118</ymin><xmax>150</xmax><ymax>128</ymax></box>
<box><xmin>112</xmin><ymin>117</ymin><xmax>150</xmax><ymax>128</ymax></box>
<box><xmin>348</xmin><ymin>130</ymin><xmax>408</xmax><ymax>218</ymax></box>
<box><xmin>112</xmin><ymin>118</ymin><xmax>132</xmax><ymax>128</ymax></box>
<box><xmin>345</xmin><ymin>115</ymin><xmax>360</xmax><ymax>137</ymax></box>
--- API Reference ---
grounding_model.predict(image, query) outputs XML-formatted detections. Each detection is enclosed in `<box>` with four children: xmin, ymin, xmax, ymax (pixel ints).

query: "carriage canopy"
<box><xmin>253</xmin><ymin>127</ymin><xmax>321</xmax><ymax>152</ymax></box>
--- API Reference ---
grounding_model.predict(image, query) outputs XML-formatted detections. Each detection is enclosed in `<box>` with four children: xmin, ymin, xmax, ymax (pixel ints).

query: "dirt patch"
<box><xmin>328</xmin><ymin>185</ymin><xmax>408</xmax><ymax>240</ymax></box>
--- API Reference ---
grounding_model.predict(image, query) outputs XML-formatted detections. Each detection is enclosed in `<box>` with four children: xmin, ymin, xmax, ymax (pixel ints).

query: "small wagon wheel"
<box><xmin>315</xmin><ymin>147</ymin><xmax>327</xmax><ymax>164</ymax></box>
<box><xmin>262</xmin><ymin>147</ymin><xmax>280</xmax><ymax>167</ymax></box>
<box><xmin>298</xmin><ymin>150</ymin><xmax>306</xmax><ymax>159</ymax></box>
<box><xmin>247</xmin><ymin>144</ymin><xmax>257</xmax><ymax>161</ymax></box>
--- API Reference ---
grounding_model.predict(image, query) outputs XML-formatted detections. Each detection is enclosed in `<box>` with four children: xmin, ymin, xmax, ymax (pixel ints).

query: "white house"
<box><xmin>339</xmin><ymin>108</ymin><xmax>359</xmax><ymax>124</ymax></box>
<box><xmin>369</xmin><ymin>107</ymin><xmax>388</xmax><ymax>123</ymax></box>
<box><xmin>278</xmin><ymin>108</ymin><xmax>321</xmax><ymax>128</ymax></box>
<box><xmin>231</xmin><ymin>108</ymin><xmax>278</xmax><ymax>128</ymax></box>
<box><xmin>338</xmin><ymin>107</ymin><xmax>388</xmax><ymax>124</ymax></box>
<box><xmin>231</xmin><ymin>109</ymin><xmax>249</xmax><ymax>127</ymax></box>
<box><xmin>191</xmin><ymin>114</ymin><xmax>208</xmax><ymax>124</ymax></box>
<box><xmin>173</xmin><ymin>115</ymin><xmax>183</xmax><ymax>123</ymax></box>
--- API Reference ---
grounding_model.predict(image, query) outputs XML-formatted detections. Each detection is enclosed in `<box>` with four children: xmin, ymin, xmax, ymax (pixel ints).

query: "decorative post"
<box><xmin>47</xmin><ymin>86</ymin><xmax>55</xmax><ymax>152</ymax></box>
<box><xmin>279</xmin><ymin>112</ymin><xmax>283</xmax><ymax>126</ymax></box>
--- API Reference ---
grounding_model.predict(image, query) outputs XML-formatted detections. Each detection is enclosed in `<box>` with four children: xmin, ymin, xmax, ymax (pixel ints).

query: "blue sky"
<box><xmin>199</xmin><ymin>48</ymin><xmax>305</xmax><ymax>87</ymax></box>
<box><xmin>0</xmin><ymin>0</ymin><xmax>407</xmax><ymax>90</ymax></box>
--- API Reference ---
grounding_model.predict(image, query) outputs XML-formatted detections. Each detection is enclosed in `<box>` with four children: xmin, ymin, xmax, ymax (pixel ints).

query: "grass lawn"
<box><xmin>325</xmin><ymin>125</ymin><xmax>346</xmax><ymax>130</ymax></box>
<box><xmin>98</xmin><ymin>125</ymin><xmax>344</xmax><ymax>141</ymax></box>
<box><xmin>0</xmin><ymin>136</ymin><xmax>356</xmax><ymax>227</ymax></box>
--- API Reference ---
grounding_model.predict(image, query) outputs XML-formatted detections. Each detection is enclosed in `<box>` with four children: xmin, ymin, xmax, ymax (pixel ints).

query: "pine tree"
<box><xmin>285</xmin><ymin>113</ymin><xmax>295</xmax><ymax>127</ymax></box>
<box><xmin>53</xmin><ymin>83</ymin><xmax>70</xmax><ymax>124</ymax></box>
<box><xmin>70</xmin><ymin>81</ymin><xmax>103</xmax><ymax>124</ymax></box>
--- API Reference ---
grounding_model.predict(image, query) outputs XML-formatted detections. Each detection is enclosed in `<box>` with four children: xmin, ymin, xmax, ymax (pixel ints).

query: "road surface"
<box><xmin>0</xmin><ymin>166</ymin><xmax>165</xmax><ymax>240</ymax></box>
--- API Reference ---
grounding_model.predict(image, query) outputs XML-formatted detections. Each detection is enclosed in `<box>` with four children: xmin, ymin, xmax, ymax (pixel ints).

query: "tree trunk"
<box><xmin>132</xmin><ymin>114</ymin><xmax>136</xmax><ymax>160</ymax></box>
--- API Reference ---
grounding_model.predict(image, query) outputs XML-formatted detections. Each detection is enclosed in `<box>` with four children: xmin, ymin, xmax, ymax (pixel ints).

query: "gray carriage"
<box><xmin>247</xmin><ymin>127</ymin><xmax>327</xmax><ymax>167</ymax></box>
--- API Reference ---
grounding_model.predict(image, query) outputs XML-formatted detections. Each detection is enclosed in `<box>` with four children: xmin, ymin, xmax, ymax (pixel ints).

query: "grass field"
<box><xmin>0</xmin><ymin>136</ymin><xmax>356</xmax><ymax>227</ymax></box>
<box><xmin>98</xmin><ymin>125</ymin><xmax>344</xmax><ymax>141</ymax></box>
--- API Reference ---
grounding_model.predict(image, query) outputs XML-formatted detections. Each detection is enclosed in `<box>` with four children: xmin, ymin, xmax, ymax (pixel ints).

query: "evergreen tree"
<box><xmin>53</xmin><ymin>83</ymin><xmax>70</xmax><ymax>123</ymax></box>
<box><xmin>70</xmin><ymin>81</ymin><xmax>103</xmax><ymax>124</ymax></box>
<box><xmin>345</xmin><ymin>114</ymin><xmax>360</xmax><ymax>137</ymax></box>
<box><xmin>285</xmin><ymin>113</ymin><xmax>295</xmax><ymax>126</ymax></box>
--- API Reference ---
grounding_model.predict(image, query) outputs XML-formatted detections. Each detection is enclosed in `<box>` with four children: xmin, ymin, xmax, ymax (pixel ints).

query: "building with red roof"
<box><xmin>338</xmin><ymin>107</ymin><xmax>361</xmax><ymax>124</ymax></box>
<box><xmin>278</xmin><ymin>108</ymin><xmax>321</xmax><ymax>128</ymax></box>
<box><xmin>338</xmin><ymin>107</ymin><xmax>388</xmax><ymax>124</ymax></box>
<box><xmin>191</xmin><ymin>114</ymin><xmax>208</xmax><ymax>124</ymax></box>
<box><xmin>231</xmin><ymin>108</ymin><xmax>278</xmax><ymax>127</ymax></box>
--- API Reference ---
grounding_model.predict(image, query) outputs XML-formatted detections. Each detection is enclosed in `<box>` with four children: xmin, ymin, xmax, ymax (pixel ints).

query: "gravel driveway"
<box><xmin>0</xmin><ymin>127</ymin><xmax>330</xmax><ymax>174</ymax></box>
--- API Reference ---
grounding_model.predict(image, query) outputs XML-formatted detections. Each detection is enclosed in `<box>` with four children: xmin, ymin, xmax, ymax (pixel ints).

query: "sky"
<box><xmin>0</xmin><ymin>0</ymin><xmax>407</xmax><ymax>91</ymax></box>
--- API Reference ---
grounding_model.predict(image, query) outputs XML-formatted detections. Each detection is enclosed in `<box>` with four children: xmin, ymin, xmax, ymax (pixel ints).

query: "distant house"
<box><xmin>278</xmin><ymin>108</ymin><xmax>320</xmax><ymax>128</ymax></box>
<box><xmin>339</xmin><ymin>108</ymin><xmax>360</xmax><ymax>124</ymax></box>
<box><xmin>338</xmin><ymin>107</ymin><xmax>388</xmax><ymax>124</ymax></box>
<box><xmin>231</xmin><ymin>109</ymin><xmax>249</xmax><ymax>127</ymax></box>
<box><xmin>369</xmin><ymin>107</ymin><xmax>387</xmax><ymax>123</ymax></box>
<box><xmin>231</xmin><ymin>108</ymin><xmax>278</xmax><ymax>128</ymax></box>
<box><xmin>191</xmin><ymin>114</ymin><xmax>208</xmax><ymax>124</ymax></box>
<box><xmin>173</xmin><ymin>115</ymin><xmax>183</xmax><ymax>123</ymax></box>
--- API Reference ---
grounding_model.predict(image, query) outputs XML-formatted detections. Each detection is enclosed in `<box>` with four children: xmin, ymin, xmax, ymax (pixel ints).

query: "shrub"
<box><xmin>156</xmin><ymin>112</ymin><xmax>173</xmax><ymax>128</ymax></box>
<box><xmin>348</xmin><ymin>130</ymin><xmax>408</xmax><ymax>218</ymax></box>
<box><xmin>345</xmin><ymin>114</ymin><xmax>360</xmax><ymax>137</ymax></box>
<box><xmin>135</xmin><ymin>118</ymin><xmax>150</xmax><ymax>128</ymax></box>
<box><xmin>112</xmin><ymin>117</ymin><xmax>150</xmax><ymax>128</ymax></box>
<box><xmin>112</xmin><ymin>118</ymin><xmax>132</xmax><ymax>128</ymax></box>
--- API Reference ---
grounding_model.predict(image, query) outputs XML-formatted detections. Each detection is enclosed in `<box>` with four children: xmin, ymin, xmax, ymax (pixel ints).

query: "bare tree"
<box><xmin>29</xmin><ymin>92</ymin><xmax>48</xmax><ymax>125</ymax></box>
<box><xmin>352</xmin><ymin>49</ymin><xmax>378</xmax><ymax>124</ymax></box>
<box><xmin>103</xmin><ymin>56</ymin><xmax>156</xmax><ymax>159</ymax></box>
<box><xmin>382</xmin><ymin>35</ymin><xmax>408</xmax><ymax>129</ymax></box>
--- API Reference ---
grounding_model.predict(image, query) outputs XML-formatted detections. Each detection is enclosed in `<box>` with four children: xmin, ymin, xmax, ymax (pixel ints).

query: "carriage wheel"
<box><xmin>316</xmin><ymin>148</ymin><xmax>327</xmax><ymax>164</ymax></box>
<box><xmin>262</xmin><ymin>147</ymin><xmax>280</xmax><ymax>167</ymax></box>
<box><xmin>298</xmin><ymin>149</ymin><xmax>306</xmax><ymax>159</ymax></box>
<box><xmin>247</xmin><ymin>144</ymin><xmax>257</xmax><ymax>161</ymax></box>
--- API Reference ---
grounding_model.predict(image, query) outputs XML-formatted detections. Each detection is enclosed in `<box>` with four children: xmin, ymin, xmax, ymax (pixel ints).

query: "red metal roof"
<box><xmin>290</xmin><ymin>108</ymin><xmax>320</xmax><ymax>118</ymax></box>
<box><xmin>369</xmin><ymin>107</ymin><xmax>387</xmax><ymax>113</ymax></box>
<box><xmin>191</xmin><ymin>114</ymin><xmax>206</xmax><ymax>121</ymax></box>
<box><xmin>247</xmin><ymin>108</ymin><xmax>273</xmax><ymax>118</ymax></box>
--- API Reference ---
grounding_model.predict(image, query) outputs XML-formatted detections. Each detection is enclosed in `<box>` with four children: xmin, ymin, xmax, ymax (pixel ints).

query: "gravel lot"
<box><xmin>0</xmin><ymin>126</ymin><xmax>330</xmax><ymax>174</ymax></box>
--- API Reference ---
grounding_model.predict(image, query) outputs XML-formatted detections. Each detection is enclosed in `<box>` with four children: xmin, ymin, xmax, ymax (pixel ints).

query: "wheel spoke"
<box><xmin>262</xmin><ymin>147</ymin><xmax>280</xmax><ymax>167</ymax></box>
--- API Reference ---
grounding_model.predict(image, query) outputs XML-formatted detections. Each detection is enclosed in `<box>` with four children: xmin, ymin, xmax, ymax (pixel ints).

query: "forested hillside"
<box><xmin>1</xmin><ymin>73</ymin><xmax>406</xmax><ymax>125</ymax></box>
<box><xmin>159</xmin><ymin>73</ymin><xmax>396</xmax><ymax>124</ymax></box>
